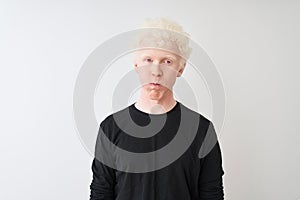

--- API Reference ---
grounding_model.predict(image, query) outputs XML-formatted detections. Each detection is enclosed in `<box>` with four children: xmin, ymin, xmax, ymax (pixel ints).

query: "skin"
<box><xmin>133</xmin><ymin>48</ymin><xmax>186</xmax><ymax>114</ymax></box>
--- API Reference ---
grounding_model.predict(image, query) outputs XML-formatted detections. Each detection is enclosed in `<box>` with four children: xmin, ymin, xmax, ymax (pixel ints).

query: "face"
<box><xmin>133</xmin><ymin>48</ymin><xmax>186</xmax><ymax>101</ymax></box>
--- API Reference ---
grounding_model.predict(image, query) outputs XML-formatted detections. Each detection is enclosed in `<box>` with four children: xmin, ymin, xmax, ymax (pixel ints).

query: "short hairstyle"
<box><xmin>133</xmin><ymin>17</ymin><xmax>192</xmax><ymax>66</ymax></box>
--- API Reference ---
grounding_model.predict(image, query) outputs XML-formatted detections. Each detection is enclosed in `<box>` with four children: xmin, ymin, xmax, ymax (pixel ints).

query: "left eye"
<box><xmin>165</xmin><ymin>60</ymin><xmax>172</xmax><ymax>64</ymax></box>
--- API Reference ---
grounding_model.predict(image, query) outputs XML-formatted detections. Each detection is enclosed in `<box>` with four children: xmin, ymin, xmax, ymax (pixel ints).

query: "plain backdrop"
<box><xmin>0</xmin><ymin>0</ymin><xmax>299</xmax><ymax>199</ymax></box>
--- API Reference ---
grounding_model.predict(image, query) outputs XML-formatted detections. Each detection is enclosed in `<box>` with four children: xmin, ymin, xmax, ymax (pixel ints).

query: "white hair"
<box><xmin>133</xmin><ymin>17</ymin><xmax>192</xmax><ymax>65</ymax></box>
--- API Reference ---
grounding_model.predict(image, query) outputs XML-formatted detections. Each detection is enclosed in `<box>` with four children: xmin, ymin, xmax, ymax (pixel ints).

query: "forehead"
<box><xmin>134</xmin><ymin>49</ymin><xmax>179</xmax><ymax>60</ymax></box>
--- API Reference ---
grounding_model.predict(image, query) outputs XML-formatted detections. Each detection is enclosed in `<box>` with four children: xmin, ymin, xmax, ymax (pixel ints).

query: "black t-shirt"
<box><xmin>90</xmin><ymin>101</ymin><xmax>225</xmax><ymax>200</ymax></box>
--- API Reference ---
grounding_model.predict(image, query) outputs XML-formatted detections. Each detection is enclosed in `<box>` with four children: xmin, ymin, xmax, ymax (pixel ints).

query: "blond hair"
<box><xmin>133</xmin><ymin>17</ymin><xmax>192</xmax><ymax>65</ymax></box>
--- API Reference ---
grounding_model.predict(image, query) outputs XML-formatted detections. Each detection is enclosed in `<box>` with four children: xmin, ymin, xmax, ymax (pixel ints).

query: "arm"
<box><xmin>89</xmin><ymin>157</ymin><xmax>116</xmax><ymax>200</ymax></box>
<box><xmin>198</xmin><ymin>122</ymin><xmax>225</xmax><ymax>199</ymax></box>
<box><xmin>90</xmin><ymin>118</ymin><xmax>116</xmax><ymax>200</ymax></box>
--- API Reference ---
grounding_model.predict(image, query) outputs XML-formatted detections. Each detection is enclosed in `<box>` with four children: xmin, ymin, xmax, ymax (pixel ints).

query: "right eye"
<box><xmin>145</xmin><ymin>58</ymin><xmax>152</xmax><ymax>62</ymax></box>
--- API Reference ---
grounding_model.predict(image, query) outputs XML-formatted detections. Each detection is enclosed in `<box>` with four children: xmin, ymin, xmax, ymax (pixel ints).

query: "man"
<box><xmin>90</xmin><ymin>17</ymin><xmax>225</xmax><ymax>200</ymax></box>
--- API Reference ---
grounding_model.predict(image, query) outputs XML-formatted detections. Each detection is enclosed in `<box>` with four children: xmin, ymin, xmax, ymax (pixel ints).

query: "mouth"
<box><xmin>150</xmin><ymin>82</ymin><xmax>160</xmax><ymax>85</ymax></box>
<box><xmin>148</xmin><ymin>82</ymin><xmax>161</xmax><ymax>89</ymax></box>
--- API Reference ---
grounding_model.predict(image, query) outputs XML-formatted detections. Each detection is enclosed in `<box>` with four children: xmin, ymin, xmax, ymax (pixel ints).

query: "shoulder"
<box><xmin>99</xmin><ymin>104</ymin><xmax>131</xmax><ymax>126</ymax></box>
<box><xmin>178</xmin><ymin>102</ymin><xmax>218</xmax><ymax>154</ymax></box>
<box><xmin>178</xmin><ymin>102</ymin><xmax>213</xmax><ymax>130</ymax></box>
<box><xmin>97</xmin><ymin>105</ymin><xmax>132</xmax><ymax>139</ymax></box>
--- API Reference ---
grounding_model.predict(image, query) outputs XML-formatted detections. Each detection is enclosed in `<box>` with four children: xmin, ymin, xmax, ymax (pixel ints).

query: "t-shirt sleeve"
<box><xmin>198</xmin><ymin>122</ymin><xmax>225</xmax><ymax>200</ymax></box>
<box><xmin>90</xmin><ymin>119</ymin><xmax>116</xmax><ymax>200</ymax></box>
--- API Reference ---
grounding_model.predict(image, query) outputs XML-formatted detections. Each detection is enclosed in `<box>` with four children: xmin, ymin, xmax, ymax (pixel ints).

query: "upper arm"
<box><xmin>198</xmin><ymin>122</ymin><xmax>225</xmax><ymax>199</ymax></box>
<box><xmin>90</xmin><ymin>117</ymin><xmax>116</xmax><ymax>200</ymax></box>
<box><xmin>90</xmin><ymin>158</ymin><xmax>116</xmax><ymax>200</ymax></box>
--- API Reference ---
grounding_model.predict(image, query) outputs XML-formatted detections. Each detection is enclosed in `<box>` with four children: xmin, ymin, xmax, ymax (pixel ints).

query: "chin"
<box><xmin>148</xmin><ymin>94</ymin><xmax>161</xmax><ymax>100</ymax></box>
<box><xmin>147</xmin><ymin>91</ymin><xmax>160</xmax><ymax>98</ymax></box>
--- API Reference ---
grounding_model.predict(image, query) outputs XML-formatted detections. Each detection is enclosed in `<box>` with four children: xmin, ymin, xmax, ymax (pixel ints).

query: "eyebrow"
<box><xmin>141</xmin><ymin>54</ymin><xmax>177</xmax><ymax>60</ymax></box>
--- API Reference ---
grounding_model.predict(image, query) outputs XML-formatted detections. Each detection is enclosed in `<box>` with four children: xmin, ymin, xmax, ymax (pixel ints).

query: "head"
<box><xmin>132</xmin><ymin>18</ymin><xmax>192</xmax><ymax>101</ymax></box>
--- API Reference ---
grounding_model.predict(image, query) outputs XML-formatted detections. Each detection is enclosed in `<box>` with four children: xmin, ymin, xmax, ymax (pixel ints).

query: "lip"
<box><xmin>149</xmin><ymin>82</ymin><xmax>161</xmax><ymax>89</ymax></box>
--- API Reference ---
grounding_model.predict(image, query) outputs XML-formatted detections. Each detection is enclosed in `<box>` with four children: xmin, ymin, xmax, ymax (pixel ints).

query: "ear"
<box><xmin>134</xmin><ymin>63</ymin><xmax>139</xmax><ymax>73</ymax></box>
<box><xmin>177</xmin><ymin>62</ymin><xmax>186</xmax><ymax>77</ymax></box>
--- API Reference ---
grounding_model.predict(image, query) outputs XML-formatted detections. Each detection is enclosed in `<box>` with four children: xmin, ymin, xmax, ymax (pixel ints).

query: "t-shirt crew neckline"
<box><xmin>130</xmin><ymin>100</ymin><xmax>180</xmax><ymax>117</ymax></box>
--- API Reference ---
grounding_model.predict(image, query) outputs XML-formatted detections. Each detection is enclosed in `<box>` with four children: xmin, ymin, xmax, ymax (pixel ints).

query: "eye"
<box><xmin>164</xmin><ymin>59</ymin><xmax>173</xmax><ymax>65</ymax></box>
<box><xmin>145</xmin><ymin>58</ymin><xmax>152</xmax><ymax>62</ymax></box>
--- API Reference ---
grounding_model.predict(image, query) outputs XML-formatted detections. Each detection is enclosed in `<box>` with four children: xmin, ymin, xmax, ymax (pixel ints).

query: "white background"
<box><xmin>1</xmin><ymin>0</ymin><xmax>299</xmax><ymax>199</ymax></box>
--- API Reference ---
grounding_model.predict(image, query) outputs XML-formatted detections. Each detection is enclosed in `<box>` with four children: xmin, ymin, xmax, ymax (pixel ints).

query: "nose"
<box><xmin>151</xmin><ymin>62</ymin><xmax>162</xmax><ymax>77</ymax></box>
